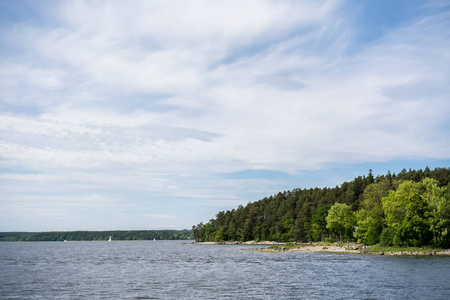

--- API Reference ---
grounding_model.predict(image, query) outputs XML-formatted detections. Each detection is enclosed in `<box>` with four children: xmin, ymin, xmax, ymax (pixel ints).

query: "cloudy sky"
<box><xmin>1</xmin><ymin>0</ymin><xmax>449</xmax><ymax>231</ymax></box>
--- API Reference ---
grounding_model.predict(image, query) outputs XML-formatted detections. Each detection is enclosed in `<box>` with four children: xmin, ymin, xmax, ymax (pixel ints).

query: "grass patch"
<box><xmin>366</xmin><ymin>245</ymin><xmax>444</xmax><ymax>253</ymax></box>
<box><xmin>267</xmin><ymin>245</ymin><xmax>281</xmax><ymax>250</ymax></box>
<box><xmin>309</xmin><ymin>241</ymin><xmax>345</xmax><ymax>247</ymax></box>
<box><xmin>267</xmin><ymin>242</ymin><xmax>342</xmax><ymax>250</ymax></box>
<box><xmin>267</xmin><ymin>242</ymin><xmax>306</xmax><ymax>250</ymax></box>
<box><xmin>268</xmin><ymin>242</ymin><xmax>299</xmax><ymax>250</ymax></box>
<box><xmin>310</xmin><ymin>242</ymin><xmax>331</xmax><ymax>246</ymax></box>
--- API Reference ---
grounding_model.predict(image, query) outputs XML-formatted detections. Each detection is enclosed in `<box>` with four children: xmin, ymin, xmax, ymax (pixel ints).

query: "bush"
<box><xmin>285</xmin><ymin>242</ymin><xmax>296</xmax><ymax>249</ymax></box>
<box><xmin>324</xmin><ymin>237</ymin><xmax>336</xmax><ymax>243</ymax></box>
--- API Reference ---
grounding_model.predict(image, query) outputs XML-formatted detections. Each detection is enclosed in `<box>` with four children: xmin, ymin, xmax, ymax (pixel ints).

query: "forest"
<box><xmin>192</xmin><ymin>167</ymin><xmax>450</xmax><ymax>248</ymax></box>
<box><xmin>0</xmin><ymin>230</ymin><xmax>193</xmax><ymax>242</ymax></box>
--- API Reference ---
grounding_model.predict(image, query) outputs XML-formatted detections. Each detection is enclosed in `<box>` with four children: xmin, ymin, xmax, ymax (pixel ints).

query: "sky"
<box><xmin>1</xmin><ymin>0</ymin><xmax>449</xmax><ymax>231</ymax></box>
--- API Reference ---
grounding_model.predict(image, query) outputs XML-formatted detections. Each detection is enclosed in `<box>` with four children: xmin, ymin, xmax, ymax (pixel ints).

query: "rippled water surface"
<box><xmin>1</xmin><ymin>241</ymin><xmax>449</xmax><ymax>299</ymax></box>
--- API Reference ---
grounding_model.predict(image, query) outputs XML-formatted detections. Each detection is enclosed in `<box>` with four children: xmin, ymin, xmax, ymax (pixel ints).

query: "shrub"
<box><xmin>324</xmin><ymin>237</ymin><xmax>336</xmax><ymax>243</ymax></box>
<box><xmin>285</xmin><ymin>242</ymin><xmax>296</xmax><ymax>249</ymax></box>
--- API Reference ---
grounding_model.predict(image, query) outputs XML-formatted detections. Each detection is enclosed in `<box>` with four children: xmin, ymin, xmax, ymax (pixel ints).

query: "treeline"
<box><xmin>0</xmin><ymin>230</ymin><xmax>193</xmax><ymax>242</ymax></box>
<box><xmin>192</xmin><ymin>167</ymin><xmax>450</xmax><ymax>247</ymax></box>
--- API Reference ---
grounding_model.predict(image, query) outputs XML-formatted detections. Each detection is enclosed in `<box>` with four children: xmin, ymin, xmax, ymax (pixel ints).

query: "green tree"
<box><xmin>310</xmin><ymin>205</ymin><xmax>331</xmax><ymax>241</ymax></box>
<box><xmin>215</xmin><ymin>226</ymin><xmax>228</xmax><ymax>242</ymax></box>
<box><xmin>355</xmin><ymin>180</ymin><xmax>391</xmax><ymax>245</ymax></box>
<box><xmin>190</xmin><ymin>168</ymin><xmax>449</xmax><ymax>243</ymax></box>
<box><xmin>382</xmin><ymin>180</ymin><xmax>432</xmax><ymax>246</ymax></box>
<box><xmin>282</xmin><ymin>217</ymin><xmax>295</xmax><ymax>241</ymax></box>
<box><xmin>326</xmin><ymin>203</ymin><xmax>355</xmax><ymax>243</ymax></box>
<box><xmin>203</xmin><ymin>222</ymin><xmax>214</xmax><ymax>241</ymax></box>
<box><xmin>422</xmin><ymin>178</ymin><xmax>450</xmax><ymax>246</ymax></box>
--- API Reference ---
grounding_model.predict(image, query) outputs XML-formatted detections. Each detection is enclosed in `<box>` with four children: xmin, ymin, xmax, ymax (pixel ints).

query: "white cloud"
<box><xmin>0</xmin><ymin>0</ymin><xmax>449</xmax><ymax>230</ymax></box>
<box><xmin>144</xmin><ymin>214</ymin><xmax>175</xmax><ymax>219</ymax></box>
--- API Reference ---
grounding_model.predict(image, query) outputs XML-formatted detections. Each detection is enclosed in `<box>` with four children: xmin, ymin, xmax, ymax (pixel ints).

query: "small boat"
<box><xmin>108</xmin><ymin>236</ymin><xmax>112</xmax><ymax>242</ymax></box>
<box><xmin>153</xmin><ymin>238</ymin><xmax>156</xmax><ymax>241</ymax></box>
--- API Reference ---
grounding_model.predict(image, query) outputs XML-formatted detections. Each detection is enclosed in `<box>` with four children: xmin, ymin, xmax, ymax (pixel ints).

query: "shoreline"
<box><xmin>250</xmin><ymin>245</ymin><xmax>450</xmax><ymax>256</ymax></box>
<box><xmin>189</xmin><ymin>240</ymin><xmax>284</xmax><ymax>245</ymax></box>
<box><xmin>189</xmin><ymin>241</ymin><xmax>450</xmax><ymax>256</ymax></box>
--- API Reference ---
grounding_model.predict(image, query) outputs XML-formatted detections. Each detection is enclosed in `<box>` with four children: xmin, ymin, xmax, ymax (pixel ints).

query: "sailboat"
<box><xmin>153</xmin><ymin>238</ymin><xmax>156</xmax><ymax>241</ymax></box>
<box><xmin>108</xmin><ymin>236</ymin><xmax>112</xmax><ymax>242</ymax></box>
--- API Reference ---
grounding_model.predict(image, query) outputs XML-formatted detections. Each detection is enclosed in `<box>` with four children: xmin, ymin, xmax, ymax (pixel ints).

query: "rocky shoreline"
<box><xmin>191</xmin><ymin>240</ymin><xmax>283</xmax><ymax>245</ymax></box>
<box><xmin>189</xmin><ymin>241</ymin><xmax>450</xmax><ymax>256</ymax></box>
<box><xmin>248</xmin><ymin>246</ymin><xmax>450</xmax><ymax>256</ymax></box>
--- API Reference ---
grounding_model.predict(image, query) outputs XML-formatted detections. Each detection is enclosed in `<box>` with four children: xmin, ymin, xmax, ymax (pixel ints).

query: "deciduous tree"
<box><xmin>326</xmin><ymin>203</ymin><xmax>355</xmax><ymax>243</ymax></box>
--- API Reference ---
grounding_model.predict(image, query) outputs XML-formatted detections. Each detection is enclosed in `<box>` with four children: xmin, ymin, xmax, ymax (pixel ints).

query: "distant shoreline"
<box><xmin>0</xmin><ymin>230</ymin><xmax>193</xmax><ymax>242</ymax></box>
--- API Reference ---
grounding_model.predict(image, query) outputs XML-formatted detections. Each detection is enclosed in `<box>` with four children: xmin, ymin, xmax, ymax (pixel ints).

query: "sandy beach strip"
<box><xmin>189</xmin><ymin>241</ymin><xmax>450</xmax><ymax>256</ymax></box>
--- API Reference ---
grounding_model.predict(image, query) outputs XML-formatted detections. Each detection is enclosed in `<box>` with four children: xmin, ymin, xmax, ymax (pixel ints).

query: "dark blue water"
<box><xmin>1</xmin><ymin>241</ymin><xmax>449</xmax><ymax>299</ymax></box>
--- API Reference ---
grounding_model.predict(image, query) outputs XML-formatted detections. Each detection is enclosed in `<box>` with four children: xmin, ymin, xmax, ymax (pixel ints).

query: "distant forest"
<box><xmin>192</xmin><ymin>167</ymin><xmax>450</xmax><ymax>248</ymax></box>
<box><xmin>0</xmin><ymin>230</ymin><xmax>193</xmax><ymax>242</ymax></box>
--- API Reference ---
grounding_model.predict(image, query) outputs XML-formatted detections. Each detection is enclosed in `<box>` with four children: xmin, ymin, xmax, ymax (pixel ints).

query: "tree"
<box><xmin>310</xmin><ymin>205</ymin><xmax>331</xmax><ymax>241</ymax></box>
<box><xmin>382</xmin><ymin>180</ymin><xmax>432</xmax><ymax>246</ymax></box>
<box><xmin>203</xmin><ymin>222</ymin><xmax>214</xmax><ymax>241</ymax></box>
<box><xmin>191</xmin><ymin>168</ymin><xmax>449</xmax><ymax>244</ymax></box>
<box><xmin>326</xmin><ymin>203</ymin><xmax>355</xmax><ymax>243</ymax></box>
<box><xmin>367</xmin><ymin>169</ymin><xmax>374</xmax><ymax>185</ymax></box>
<box><xmin>422</xmin><ymin>178</ymin><xmax>450</xmax><ymax>246</ymax></box>
<box><xmin>282</xmin><ymin>217</ymin><xmax>295</xmax><ymax>241</ymax></box>
<box><xmin>355</xmin><ymin>180</ymin><xmax>391</xmax><ymax>245</ymax></box>
<box><xmin>215</xmin><ymin>226</ymin><xmax>228</xmax><ymax>242</ymax></box>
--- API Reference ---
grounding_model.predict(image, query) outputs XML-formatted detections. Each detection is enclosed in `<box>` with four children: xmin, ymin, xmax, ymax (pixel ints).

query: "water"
<box><xmin>1</xmin><ymin>241</ymin><xmax>449</xmax><ymax>299</ymax></box>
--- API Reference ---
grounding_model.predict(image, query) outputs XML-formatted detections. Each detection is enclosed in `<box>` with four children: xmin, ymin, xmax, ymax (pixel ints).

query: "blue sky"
<box><xmin>1</xmin><ymin>0</ymin><xmax>449</xmax><ymax>231</ymax></box>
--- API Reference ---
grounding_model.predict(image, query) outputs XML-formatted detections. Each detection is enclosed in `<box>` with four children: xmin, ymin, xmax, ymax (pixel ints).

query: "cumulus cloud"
<box><xmin>0</xmin><ymin>0</ymin><xmax>449</xmax><ymax>230</ymax></box>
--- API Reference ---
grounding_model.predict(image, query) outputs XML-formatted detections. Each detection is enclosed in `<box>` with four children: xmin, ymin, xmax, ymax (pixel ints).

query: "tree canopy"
<box><xmin>192</xmin><ymin>167</ymin><xmax>450</xmax><ymax>247</ymax></box>
<box><xmin>326</xmin><ymin>203</ymin><xmax>355</xmax><ymax>243</ymax></box>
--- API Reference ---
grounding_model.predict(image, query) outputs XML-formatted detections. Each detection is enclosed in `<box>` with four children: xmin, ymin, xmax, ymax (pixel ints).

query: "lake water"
<box><xmin>1</xmin><ymin>241</ymin><xmax>449</xmax><ymax>299</ymax></box>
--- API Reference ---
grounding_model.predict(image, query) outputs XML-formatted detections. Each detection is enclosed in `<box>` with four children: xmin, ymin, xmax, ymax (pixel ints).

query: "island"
<box><xmin>192</xmin><ymin>168</ymin><xmax>450</xmax><ymax>254</ymax></box>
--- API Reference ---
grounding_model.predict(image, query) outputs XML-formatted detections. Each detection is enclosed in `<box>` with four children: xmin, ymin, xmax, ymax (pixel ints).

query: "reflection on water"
<box><xmin>1</xmin><ymin>241</ymin><xmax>449</xmax><ymax>299</ymax></box>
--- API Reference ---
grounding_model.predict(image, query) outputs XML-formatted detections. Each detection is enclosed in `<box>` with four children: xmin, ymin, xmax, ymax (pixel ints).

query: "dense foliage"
<box><xmin>0</xmin><ymin>230</ymin><xmax>193</xmax><ymax>242</ymax></box>
<box><xmin>192</xmin><ymin>167</ymin><xmax>450</xmax><ymax>247</ymax></box>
